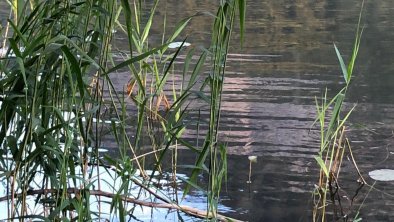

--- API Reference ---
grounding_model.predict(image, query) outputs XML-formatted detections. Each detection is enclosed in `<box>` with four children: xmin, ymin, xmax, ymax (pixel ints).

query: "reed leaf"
<box><xmin>334</xmin><ymin>44</ymin><xmax>349</xmax><ymax>84</ymax></box>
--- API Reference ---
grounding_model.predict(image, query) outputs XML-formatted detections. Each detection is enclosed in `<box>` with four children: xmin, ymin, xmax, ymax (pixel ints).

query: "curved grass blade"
<box><xmin>61</xmin><ymin>45</ymin><xmax>86</xmax><ymax>99</ymax></box>
<box><xmin>104</xmin><ymin>43</ymin><xmax>168</xmax><ymax>75</ymax></box>
<box><xmin>334</xmin><ymin>44</ymin><xmax>348</xmax><ymax>84</ymax></box>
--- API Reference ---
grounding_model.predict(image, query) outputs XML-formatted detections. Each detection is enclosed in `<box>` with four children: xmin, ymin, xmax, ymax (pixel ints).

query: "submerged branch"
<box><xmin>0</xmin><ymin>188</ymin><xmax>243</xmax><ymax>222</ymax></box>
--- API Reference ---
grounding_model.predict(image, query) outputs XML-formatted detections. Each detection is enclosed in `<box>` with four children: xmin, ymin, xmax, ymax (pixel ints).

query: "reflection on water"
<box><xmin>0</xmin><ymin>164</ymin><xmax>233</xmax><ymax>221</ymax></box>
<box><xmin>2</xmin><ymin>0</ymin><xmax>394</xmax><ymax>221</ymax></box>
<box><xmin>155</xmin><ymin>1</ymin><xmax>394</xmax><ymax>221</ymax></box>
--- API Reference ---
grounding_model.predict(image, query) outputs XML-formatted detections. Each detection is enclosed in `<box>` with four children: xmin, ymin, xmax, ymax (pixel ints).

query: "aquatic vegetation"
<box><xmin>0</xmin><ymin>0</ymin><xmax>245</xmax><ymax>221</ymax></box>
<box><xmin>369</xmin><ymin>169</ymin><xmax>394</xmax><ymax>181</ymax></box>
<box><xmin>312</xmin><ymin>1</ymin><xmax>367</xmax><ymax>221</ymax></box>
<box><xmin>247</xmin><ymin>155</ymin><xmax>257</xmax><ymax>183</ymax></box>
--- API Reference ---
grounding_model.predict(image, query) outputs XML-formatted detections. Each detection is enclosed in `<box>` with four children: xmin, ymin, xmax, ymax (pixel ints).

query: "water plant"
<box><xmin>182</xmin><ymin>0</ymin><xmax>245</xmax><ymax>218</ymax></box>
<box><xmin>312</xmin><ymin>1</ymin><xmax>366</xmax><ymax>221</ymax></box>
<box><xmin>247</xmin><ymin>155</ymin><xmax>257</xmax><ymax>183</ymax></box>
<box><xmin>0</xmin><ymin>0</ymin><xmax>245</xmax><ymax>221</ymax></box>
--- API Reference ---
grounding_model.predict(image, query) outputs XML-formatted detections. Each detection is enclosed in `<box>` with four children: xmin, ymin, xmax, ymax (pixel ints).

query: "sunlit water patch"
<box><xmin>0</xmin><ymin>166</ymin><xmax>234</xmax><ymax>221</ymax></box>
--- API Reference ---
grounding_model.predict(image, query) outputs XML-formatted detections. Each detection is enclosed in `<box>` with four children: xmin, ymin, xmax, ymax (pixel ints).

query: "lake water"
<box><xmin>2</xmin><ymin>1</ymin><xmax>394</xmax><ymax>221</ymax></box>
<box><xmin>151</xmin><ymin>1</ymin><xmax>394</xmax><ymax>221</ymax></box>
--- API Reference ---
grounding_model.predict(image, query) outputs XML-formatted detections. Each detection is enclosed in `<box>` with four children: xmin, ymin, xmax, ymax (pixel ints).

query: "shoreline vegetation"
<box><xmin>0</xmin><ymin>0</ymin><xmax>245</xmax><ymax>221</ymax></box>
<box><xmin>311</xmin><ymin>1</ymin><xmax>387</xmax><ymax>221</ymax></box>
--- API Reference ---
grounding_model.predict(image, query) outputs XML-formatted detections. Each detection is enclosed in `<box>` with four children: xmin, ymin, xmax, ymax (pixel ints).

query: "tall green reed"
<box><xmin>183</xmin><ymin>0</ymin><xmax>245</xmax><ymax>218</ymax></box>
<box><xmin>313</xmin><ymin>1</ymin><xmax>364</xmax><ymax>221</ymax></box>
<box><xmin>0</xmin><ymin>0</ymin><xmax>245</xmax><ymax>221</ymax></box>
<box><xmin>0</xmin><ymin>0</ymin><xmax>125</xmax><ymax>220</ymax></box>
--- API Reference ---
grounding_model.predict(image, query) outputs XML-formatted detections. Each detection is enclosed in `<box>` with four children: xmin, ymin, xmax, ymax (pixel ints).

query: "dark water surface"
<box><xmin>2</xmin><ymin>1</ymin><xmax>394</xmax><ymax>221</ymax></box>
<box><xmin>152</xmin><ymin>1</ymin><xmax>394</xmax><ymax>221</ymax></box>
<box><xmin>157</xmin><ymin>1</ymin><xmax>394</xmax><ymax>221</ymax></box>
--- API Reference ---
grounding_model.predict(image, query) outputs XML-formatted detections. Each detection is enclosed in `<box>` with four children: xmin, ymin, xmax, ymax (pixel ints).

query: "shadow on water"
<box><xmin>2</xmin><ymin>0</ymin><xmax>394</xmax><ymax>221</ymax></box>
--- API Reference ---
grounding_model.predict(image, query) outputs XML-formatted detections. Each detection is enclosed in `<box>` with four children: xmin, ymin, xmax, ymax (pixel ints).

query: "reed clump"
<box><xmin>312</xmin><ymin>1</ymin><xmax>368</xmax><ymax>221</ymax></box>
<box><xmin>0</xmin><ymin>0</ymin><xmax>245</xmax><ymax>221</ymax></box>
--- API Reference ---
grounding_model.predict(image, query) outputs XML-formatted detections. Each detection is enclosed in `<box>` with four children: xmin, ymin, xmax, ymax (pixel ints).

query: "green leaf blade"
<box><xmin>334</xmin><ymin>43</ymin><xmax>348</xmax><ymax>84</ymax></box>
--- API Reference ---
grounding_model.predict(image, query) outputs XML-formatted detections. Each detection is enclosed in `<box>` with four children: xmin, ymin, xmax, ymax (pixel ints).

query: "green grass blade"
<box><xmin>334</xmin><ymin>44</ymin><xmax>348</xmax><ymax>84</ymax></box>
<box><xmin>61</xmin><ymin>45</ymin><xmax>86</xmax><ymax>99</ymax></box>
<box><xmin>47</xmin><ymin>35</ymin><xmax>102</xmax><ymax>70</ymax></box>
<box><xmin>104</xmin><ymin>44</ymin><xmax>168</xmax><ymax>75</ymax></box>
<box><xmin>156</xmin><ymin>39</ymin><xmax>186</xmax><ymax>94</ymax></box>
<box><xmin>183</xmin><ymin>140</ymin><xmax>210</xmax><ymax>198</ymax></box>
<box><xmin>347</xmin><ymin>0</ymin><xmax>365</xmax><ymax>81</ymax></box>
<box><xmin>315</xmin><ymin>156</ymin><xmax>329</xmax><ymax>178</ymax></box>
<box><xmin>8</xmin><ymin>38</ymin><xmax>23</xmax><ymax>58</ymax></box>
<box><xmin>119</xmin><ymin>0</ymin><xmax>133</xmax><ymax>54</ymax></box>
<box><xmin>141</xmin><ymin>0</ymin><xmax>158</xmax><ymax>44</ymax></box>
<box><xmin>8</xmin><ymin>19</ymin><xmax>28</xmax><ymax>46</ymax></box>
<box><xmin>134</xmin><ymin>98</ymin><xmax>146</xmax><ymax>149</ymax></box>
<box><xmin>237</xmin><ymin>0</ymin><xmax>246</xmax><ymax>45</ymax></box>
<box><xmin>188</xmin><ymin>51</ymin><xmax>207</xmax><ymax>89</ymax></box>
